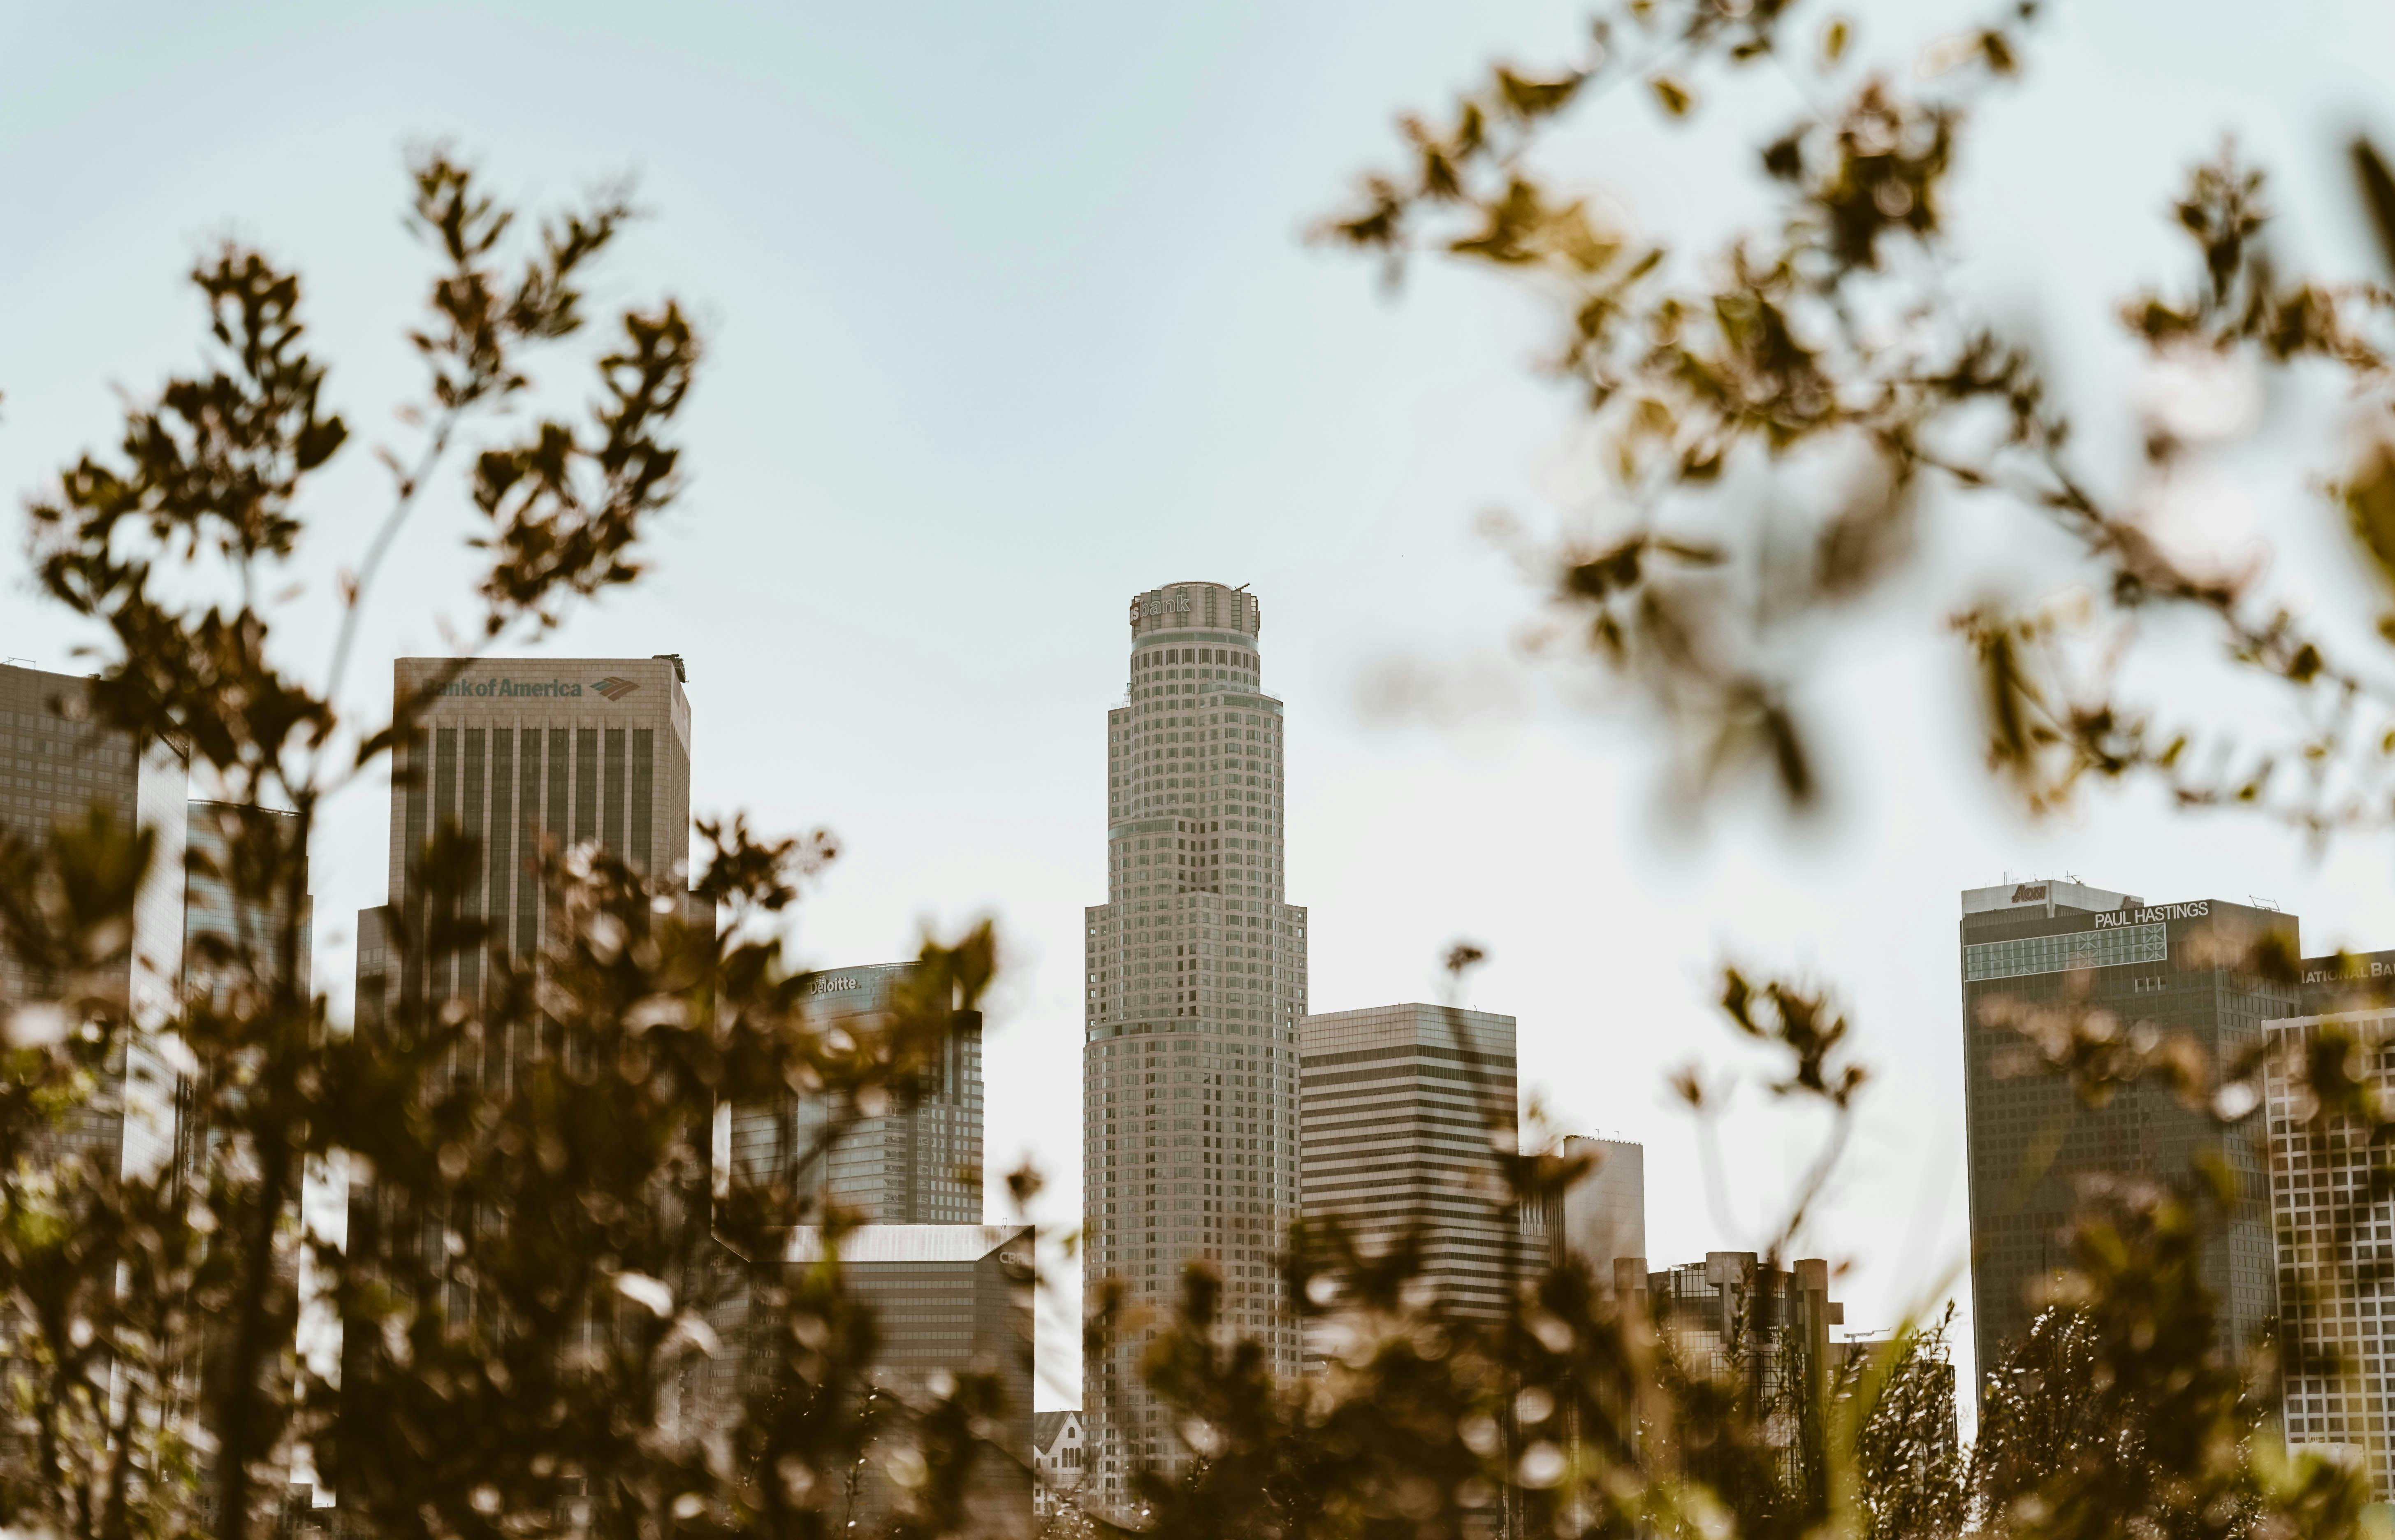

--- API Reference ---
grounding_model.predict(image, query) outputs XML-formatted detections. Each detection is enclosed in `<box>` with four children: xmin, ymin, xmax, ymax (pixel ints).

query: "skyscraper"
<box><xmin>185</xmin><ymin>800</ymin><xmax>312</xmax><ymax>1006</ymax></box>
<box><xmin>726</xmin><ymin>961</ymin><xmax>985</xmax><ymax>1224</ymax></box>
<box><xmin>1528</xmin><ymin>1136</ymin><xmax>1646</xmax><ymax>1294</ymax></box>
<box><xmin>349</xmin><ymin>654</ymin><xmax>698</xmax><ymax>1354</ymax></box>
<box><xmin>0</xmin><ymin>663</ymin><xmax>188</xmax><ymax>1180</ymax></box>
<box><xmin>359</xmin><ymin>655</ymin><xmax>691</xmax><ymax>1026</ymax></box>
<box><xmin>1299</xmin><ymin>1002</ymin><xmax>1528</xmax><ymax>1334</ymax></box>
<box><xmin>1083</xmin><ymin>581</ymin><xmax>1306</xmax><ymax>1505</ymax></box>
<box><xmin>1959</xmin><ymin>881</ymin><xmax>2289</xmax><ymax>1399</ymax></box>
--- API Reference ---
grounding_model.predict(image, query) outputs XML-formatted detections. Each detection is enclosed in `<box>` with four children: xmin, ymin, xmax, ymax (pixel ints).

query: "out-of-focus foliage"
<box><xmin>10</xmin><ymin>4</ymin><xmax>2395</xmax><ymax>1538</ymax></box>
<box><xmin>1060</xmin><ymin>972</ymin><xmax>2362</xmax><ymax>1540</ymax></box>
<box><xmin>1322</xmin><ymin>0</ymin><xmax>2395</xmax><ymax>837</ymax></box>
<box><xmin>0</xmin><ymin>151</ymin><xmax>1022</xmax><ymax>1540</ymax></box>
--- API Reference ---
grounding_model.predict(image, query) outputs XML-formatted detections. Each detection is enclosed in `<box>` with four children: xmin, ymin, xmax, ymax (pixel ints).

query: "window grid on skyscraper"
<box><xmin>1084</xmin><ymin>583</ymin><xmax>1303</xmax><ymax>1512</ymax></box>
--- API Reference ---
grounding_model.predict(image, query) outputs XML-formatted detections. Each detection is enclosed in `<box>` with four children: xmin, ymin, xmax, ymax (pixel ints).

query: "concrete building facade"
<box><xmin>1959</xmin><ymin>881</ymin><xmax>2291</xmax><ymax>1394</ymax></box>
<box><xmin>1620</xmin><ymin>1253</ymin><xmax>1850</xmax><ymax>1489</ymax></box>
<box><xmin>356</xmin><ymin>655</ymin><xmax>692</xmax><ymax>1044</ymax></box>
<box><xmin>1299</xmin><ymin>1002</ymin><xmax>1528</xmax><ymax>1331</ymax></box>
<box><xmin>1082</xmin><ymin>581</ymin><xmax>1305</xmax><ymax>1505</ymax></box>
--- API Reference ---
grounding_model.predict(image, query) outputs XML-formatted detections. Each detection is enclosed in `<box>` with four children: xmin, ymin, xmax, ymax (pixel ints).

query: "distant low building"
<box><xmin>1619</xmin><ymin>1253</ymin><xmax>1847</xmax><ymax>1489</ymax></box>
<box><xmin>1031</xmin><ymin>1409</ymin><xmax>1085</xmax><ymax>1517</ymax></box>
<box><xmin>705</xmin><ymin>1225</ymin><xmax>1036</xmax><ymax>1537</ymax></box>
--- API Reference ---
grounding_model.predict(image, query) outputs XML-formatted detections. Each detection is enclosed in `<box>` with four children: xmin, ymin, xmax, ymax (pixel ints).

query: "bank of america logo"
<box><xmin>592</xmin><ymin>676</ymin><xmax>640</xmax><ymax>701</ymax></box>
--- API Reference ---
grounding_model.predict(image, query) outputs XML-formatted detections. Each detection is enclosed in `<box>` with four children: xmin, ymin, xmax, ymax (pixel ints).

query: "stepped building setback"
<box><xmin>1083</xmin><ymin>581</ymin><xmax>1305</xmax><ymax>1505</ymax></box>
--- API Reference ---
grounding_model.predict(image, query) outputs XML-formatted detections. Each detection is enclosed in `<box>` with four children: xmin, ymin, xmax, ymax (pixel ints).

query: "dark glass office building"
<box><xmin>1960</xmin><ymin>881</ymin><xmax>2295</xmax><ymax>1399</ymax></box>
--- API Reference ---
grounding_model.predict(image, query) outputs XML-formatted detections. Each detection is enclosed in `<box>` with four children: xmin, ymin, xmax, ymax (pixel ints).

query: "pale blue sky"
<box><xmin>7</xmin><ymin>1</ymin><xmax>2395</xmax><ymax>1419</ymax></box>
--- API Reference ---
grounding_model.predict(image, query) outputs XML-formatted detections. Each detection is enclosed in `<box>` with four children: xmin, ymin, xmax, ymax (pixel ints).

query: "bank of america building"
<box><xmin>358</xmin><ymin>656</ymin><xmax>692</xmax><ymax>1031</ymax></box>
<box><xmin>1083</xmin><ymin>582</ymin><xmax>1306</xmax><ymax>1505</ymax></box>
<box><xmin>1960</xmin><ymin>881</ymin><xmax>2290</xmax><ymax>1396</ymax></box>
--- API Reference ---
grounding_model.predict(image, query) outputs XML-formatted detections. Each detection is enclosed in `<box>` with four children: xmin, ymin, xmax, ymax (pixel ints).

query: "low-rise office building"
<box><xmin>705</xmin><ymin>1225</ymin><xmax>1035</xmax><ymax>1536</ymax></box>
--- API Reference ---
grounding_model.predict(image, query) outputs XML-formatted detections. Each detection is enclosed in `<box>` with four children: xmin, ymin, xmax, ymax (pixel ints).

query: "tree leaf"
<box><xmin>2352</xmin><ymin>138</ymin><xmax>2395</xmax><ymax>279</ymax></box>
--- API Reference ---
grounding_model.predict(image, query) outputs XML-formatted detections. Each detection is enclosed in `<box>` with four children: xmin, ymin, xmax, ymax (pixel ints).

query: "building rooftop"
<box><xmin>1961</xmin><ymin>879</ymin><xmax>2141</xmax><ymax>917</ymax></box>
<box><xmin>777</xmin><ymin>1224</ymin><xmax>1030</xmax><ymax>1265</ymax></box>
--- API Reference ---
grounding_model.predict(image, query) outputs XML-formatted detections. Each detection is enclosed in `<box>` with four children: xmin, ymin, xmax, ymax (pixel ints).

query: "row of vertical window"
<box><xmin>400</xmin><ymin>724</ymin><xmax>656</xmax><ymax>1001</ymax></box>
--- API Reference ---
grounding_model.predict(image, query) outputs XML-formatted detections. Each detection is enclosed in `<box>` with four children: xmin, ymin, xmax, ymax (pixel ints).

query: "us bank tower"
<box><xmin>1083</xmin><ymin>582</ymin><xmax>1308</xmax><ymax>1505</ymax></box>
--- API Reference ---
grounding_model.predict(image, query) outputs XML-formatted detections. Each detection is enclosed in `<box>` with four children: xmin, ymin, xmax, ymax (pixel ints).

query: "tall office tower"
<box><xmin>1083</xmin><ymin>581</ymin><xmax>1306</xmax><ymax>1506</ymax></box>
<box><xmin>1298</xmin><ymin>1002</ymin><xmax>1528</xmax><ymax>1334</ymax></box>
<box><xmin>1960</xmin><ymin>881</ymin><xmax>2292</xmax><ymax>1401</ymax></box>
<box><xmin>1527</xmin><ymin>1136</ymin><xmax>1646</xmax><ymax>1293</ymax></box>
<box><xmin>373</xmin><ymin>656</ymin><xmax>691</xmax><ymax>1016</ymax></box>
<box><xmin>726</xmin><ymin>961</ymin><xmax>985</xmax><ymax>1223</ymax></box>
<box><xmin>2256</xmin><ymin>951</ymin><xmax>2395</xmax><ymax>1495</ymax></box>
<box><xmin>0</xmin><ymin>663</ymin><xmax>188</xmax><ymax>1179</ymax></box>
<box><xmin>350</xmin><ymin>655</ymin><xmax>695</xmax><ymax>1351</ymax></box>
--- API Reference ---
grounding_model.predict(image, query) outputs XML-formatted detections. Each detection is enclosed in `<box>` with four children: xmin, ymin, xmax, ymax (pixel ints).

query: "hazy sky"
<box><xmin>8</xmin><ymin>0</ymin><xmax>2395</xmax><ymax>1421</ymax></box>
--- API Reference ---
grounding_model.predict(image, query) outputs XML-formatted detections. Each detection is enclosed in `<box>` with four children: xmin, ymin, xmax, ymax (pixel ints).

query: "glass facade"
<box><xmin>1964</xmin><ymin>922</ymin><xmax>2168</xmax><ymax>982</ymax></box>
<box><xmin>727</xmin><ymin>962</ymin><xmax>985</xmax><ymax>1225</ymax></box>
<box><xmin>2263</xmin><ymin>1008</ymin><xmax>2395</xmax><ymax>1495</ymax></box>
<box><xmin>1959</xmin><ymin>887</ymin><xmax>2293</xmax><ymax>1409</ymax></box>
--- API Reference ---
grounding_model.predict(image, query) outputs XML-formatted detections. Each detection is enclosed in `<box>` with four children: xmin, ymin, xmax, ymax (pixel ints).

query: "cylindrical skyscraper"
<box><xmin>1082</xmin><ymin>582</ymin><xmax>1307</xmax><ymax>1508</ymax></box>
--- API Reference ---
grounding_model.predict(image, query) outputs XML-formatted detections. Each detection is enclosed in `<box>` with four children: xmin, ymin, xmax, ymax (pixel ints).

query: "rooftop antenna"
<box><xmin>1234</xmin><ymin>583</ymin><xmax>1250</xmax><ymax>593</ymax></box>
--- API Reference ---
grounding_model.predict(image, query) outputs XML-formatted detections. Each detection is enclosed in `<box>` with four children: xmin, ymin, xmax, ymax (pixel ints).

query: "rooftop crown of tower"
<box><xmin>1127</xmin><ymin>582</ymin><xmax>1259</xmax><ymax>639</ymax></box>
